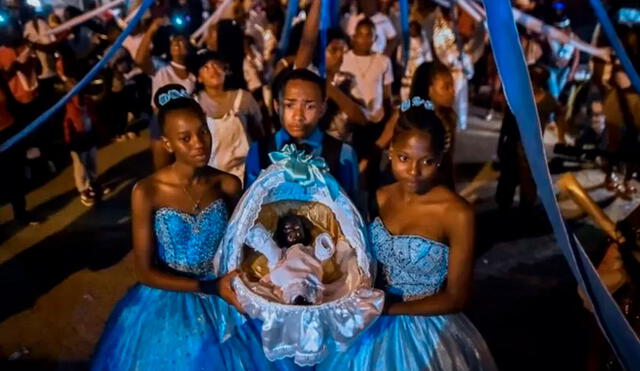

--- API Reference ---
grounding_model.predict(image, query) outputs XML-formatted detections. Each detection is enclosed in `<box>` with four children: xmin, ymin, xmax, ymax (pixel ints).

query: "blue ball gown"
<box><xmin>318</xmin><ymin>217</ymin><xmax>498</xmax><ymax>371</ymax></box>
<box><xmin>91</xmin><ymin>199</ymin><xmax>290</xmax><ymax>371</ymax></box>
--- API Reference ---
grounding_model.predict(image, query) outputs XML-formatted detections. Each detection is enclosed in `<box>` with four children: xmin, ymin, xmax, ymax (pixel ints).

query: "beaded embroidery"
<box><xmin>155</xmin><ymin>199</ymin><xmax>228</xmax><ymax>277</ymax></box>
<box><xmin>370</xmin><ymin>217</ymin><xmax>449</xmax><ymax>301</ymax></box>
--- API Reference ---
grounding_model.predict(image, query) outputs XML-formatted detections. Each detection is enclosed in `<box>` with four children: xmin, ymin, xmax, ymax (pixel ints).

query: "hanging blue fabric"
<box><xmin>399</xmin><ymin>0</ymin><xmax>410</xmax><ymax>71</ymax></box>
<box><xmin>329</xmin><ymin>0</ymin><xmax>340</xmax><ymax>28</ymax></box>
<box><xmin>0</xmin><ymin>0</ymin><xmax>154</xmax><ymax>154</ymax></box>
<box><xmin>277</xmin><ymin>0</ymin><xmax>300</xmax><ymax>60</ymax></box>
<box><xmin>482</xmin><ymin>1</ymin><xmax>640</xmax><ymax>369</ymax></box>
<box><xmin>318</xmin><ymin>0</ymin><xmax>331</xmax><ymax>77</ymax></box>
<box><xmin>589</xmin><ymin>0</ymin><xmax>640</xmax><ymax>93</ymax></box>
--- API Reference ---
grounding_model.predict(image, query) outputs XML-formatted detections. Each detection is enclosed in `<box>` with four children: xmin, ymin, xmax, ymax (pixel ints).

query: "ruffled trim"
<box><xmin>233</xmin><ymin>277</ymin><xmax>384</xmax><ymax>366</ymax></box>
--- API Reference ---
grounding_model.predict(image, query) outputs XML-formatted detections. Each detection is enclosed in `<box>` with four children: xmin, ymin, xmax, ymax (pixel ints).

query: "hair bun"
<box><xmin>153</xmin><ymin>84</ymin><xmax>192</xmax><ymax>108</ymax></box>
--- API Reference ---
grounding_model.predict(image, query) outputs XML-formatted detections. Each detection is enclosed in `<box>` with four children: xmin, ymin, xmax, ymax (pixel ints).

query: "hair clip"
<box><xmin>400</xmin><ymin>96</ymin><xmax>435</xmax><ymax>112</ymax></box>
<box><xmin>158</xmin><ymin>88</ymin><xmax>190</xmax><ymax>106</ymax></box>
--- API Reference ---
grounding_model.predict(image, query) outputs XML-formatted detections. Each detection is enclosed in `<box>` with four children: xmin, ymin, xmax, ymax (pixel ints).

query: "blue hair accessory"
<box><xmin>158</xmin><ymin>88</ymin><xmax>191</xmax><ymax>107</ymax></box>
<box><xmin>400</xmin><ymin>96</ymin><xmax>435</xmax><ymax>112</ymax></box>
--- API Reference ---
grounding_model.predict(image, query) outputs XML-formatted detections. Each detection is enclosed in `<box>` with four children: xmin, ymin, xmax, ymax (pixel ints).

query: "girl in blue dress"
<box><xmin>92</xmin><ymin>84</ymin><xmax>275</xmax><ymax>370</ymax></box>
<box><xmin>319</xmin><ymin>99</ymin><xmax>498</xmax><ymax>370</ymax></box>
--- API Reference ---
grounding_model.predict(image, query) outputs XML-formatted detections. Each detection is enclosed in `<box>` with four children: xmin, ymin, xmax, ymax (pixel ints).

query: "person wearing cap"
<box><xmin>546</xmin><ymin>12</ymin><xmax>580</xmax><ymax>99</ymax></box>
<box><xmin>135</xmin><ymin>17</ymin><xmax>196</xmax><ymax>170</ymax></box>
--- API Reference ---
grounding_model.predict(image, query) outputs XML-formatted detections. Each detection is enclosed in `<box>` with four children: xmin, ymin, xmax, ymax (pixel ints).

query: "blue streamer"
<box><xmin>399</xmin><ymin>0</ymin><xmax>409</xmax><ymax>71</ymax></box>
<box><xmin>589</xmin><ymin>0</ymin><xmax>640</xmax><ymax>94</ymax></box>
<box><xmin>483</xmin><ymin>1</ymin><xmax>640</xmax><ymax>369</ymax></box>
<box><xmin>318</xmin><ymin>0</ymin><xmax>331</xmax><ymax>77</ymax></box>
<box><xmin>277</xmin><ymin>0</ymin><xmax>300</xmax><ymax>60</ymax></box>
<box><xmin>0</xmin><ymin>0</ymin><xmax>154</xmax><ymax>154</ymax></box>
<box><xmin>329</xmin><ymin>0</ymin><xmax>340</xmax><ymax>28</ymax></box>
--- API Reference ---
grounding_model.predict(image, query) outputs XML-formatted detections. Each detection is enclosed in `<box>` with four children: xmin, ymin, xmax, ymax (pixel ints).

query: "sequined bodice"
<box><xmin>370</xmin><ymin>218</ymin><xmax>449</xmax><ymax>301</ymax></box>
<box><xmin>154</xmin><ymin>199</ymin><xmax>228</xmax><ymax>278</ymax></box>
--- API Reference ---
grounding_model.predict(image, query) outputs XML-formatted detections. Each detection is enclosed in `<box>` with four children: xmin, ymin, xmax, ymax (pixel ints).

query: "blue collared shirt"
<box><xmin>244</xmin><ymin>128</ymin><xmax>360</xmax><ymax>200</ymax></box>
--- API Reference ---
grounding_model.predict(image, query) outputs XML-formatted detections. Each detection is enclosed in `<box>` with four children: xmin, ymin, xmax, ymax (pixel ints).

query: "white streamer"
<box><xmin>47</xmin><ymin>0</ymin><xmax>127</xmax><ymax>36</ymax></box>
<box><xmin>124</xmin><ymin>4</ymin><xmax>141</xmax><ymax>24</ymax></box>
<box><xmin>436</xmin><ymin>0</ymin><xmax>611</xmax><ymax>61</ymax></box>
<box><xmin>190</xmin><ymin>0</ymin><xmax>234</xmax><ymax>46</ymax></box>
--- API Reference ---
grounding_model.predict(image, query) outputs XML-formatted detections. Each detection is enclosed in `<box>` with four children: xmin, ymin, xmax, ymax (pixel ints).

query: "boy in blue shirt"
<box><xmin>244</xmin><ymin>69</ymin><xmax>359</xmax><ymax>200</ymax></box>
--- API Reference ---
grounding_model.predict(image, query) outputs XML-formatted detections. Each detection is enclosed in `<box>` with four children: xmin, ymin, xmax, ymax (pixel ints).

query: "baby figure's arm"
<box><xmin>245</xmin><ymin>223</ymin><xmax>282</xmax><ymax>269</ymax></box>
<box><xmin>314</xmin><ymin>233</ymin><xmax>336</xmax><ymax>262</ymax></box>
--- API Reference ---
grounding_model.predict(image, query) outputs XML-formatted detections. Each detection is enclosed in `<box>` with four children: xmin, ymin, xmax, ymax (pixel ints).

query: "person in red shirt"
<box><xmin>57</xmin><ymin>56</ymin><xmax>107</xmax><ymax>207</ymax></box>
<box><xmin>0</xmin><ymin>19</ymin><xmax>43</xmax><ymax>225</ymax></box>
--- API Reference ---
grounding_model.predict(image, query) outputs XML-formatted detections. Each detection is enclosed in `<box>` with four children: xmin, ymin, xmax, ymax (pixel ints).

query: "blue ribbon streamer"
<box><xmin>589</xmin><ymin>0</ymin><xmax>640</xmax><ymax>94</ymax></box>
<box><xmin>483</xmin><ymin>1</ymin><xmax>640</xmax><ymax>369</ymax></box>
<box><xmin>277</xmin><ymin>0</ymin><xmax>300</xmax><ymax>60</ymax></box>
<box><xmin>0</xmin><ymin>0</ymin><xmax>154</xmax><ymax>154</ymax></box>
<box><xmin>328</xmin><ymin>0</ymin><xmax>340</xmax><ymax>28</ymax></box>
<box><xmin>399</xmin><ymin>0</ymin><xmax>409</xmax><ymax>70</ymax></box>
<box><xmin>318</xmin><ymin>0</ymin><xmax>331</xmax><ymax>77</ymax></box>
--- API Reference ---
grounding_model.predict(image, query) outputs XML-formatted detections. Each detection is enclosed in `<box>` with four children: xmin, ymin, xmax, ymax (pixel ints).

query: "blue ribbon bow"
<box><xmin>268</xmin><ymin>144</ymin><xmax>340</xmax><ymax>199</ymax></box>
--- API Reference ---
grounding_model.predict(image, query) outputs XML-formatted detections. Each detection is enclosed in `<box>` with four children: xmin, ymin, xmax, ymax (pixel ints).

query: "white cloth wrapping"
<box><xmin>269</xmin><ymin>244</ymin><xmax>325</xmax><ymax>304</ymax></box>
<box><xmin>246</xmin><ymin>224</ymin><xmax>337</xmax><ymax>305</ymax></box>
<box><xmin>245</xmin><ymin>223</ymin><xmax>282</xmax><ymax>269</ymax></box>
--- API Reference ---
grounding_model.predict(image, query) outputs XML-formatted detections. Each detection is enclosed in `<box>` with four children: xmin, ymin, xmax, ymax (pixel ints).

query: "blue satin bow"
<box><xmin>268</xmin><ymin>144</ymin><xmax>340</xmax><ymax>199</ymax></box>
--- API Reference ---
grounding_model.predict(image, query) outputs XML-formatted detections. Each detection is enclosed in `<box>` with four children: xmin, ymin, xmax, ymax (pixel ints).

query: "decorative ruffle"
<box><xmin>233</xmin><ymin>277</ymin><xmax>384</xmax><ymax>366</ymax></box>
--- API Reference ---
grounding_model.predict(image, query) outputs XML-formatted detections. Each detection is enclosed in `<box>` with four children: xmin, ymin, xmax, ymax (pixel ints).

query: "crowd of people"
<box><xmin>1</xmin><ymin>0</ymin><xmax>638</xmax><ymax>216</ymax></box>
<box><xmin>1</xmin><ymin>0</ymin><xmax>639</xmax><ymax>369</ymax></box>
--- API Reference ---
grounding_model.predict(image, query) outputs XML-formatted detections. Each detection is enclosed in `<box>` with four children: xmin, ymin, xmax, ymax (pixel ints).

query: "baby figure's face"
<box><xmin>282</xmin><ymin>217</ymin><xmax>307</xmax><ymax>247</ymax></box>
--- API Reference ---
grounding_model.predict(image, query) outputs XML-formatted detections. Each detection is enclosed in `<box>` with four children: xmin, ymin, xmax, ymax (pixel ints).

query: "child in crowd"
<box><xmin>341</xmin><ymin>17</ymin><xmax>394</xmax><ymax>125</ymax></box>
<box><xmin>57</xmin><ymin>59</ymin><xmax>106</xmax><ymax>207</ymax></box>
<box><xmin>194</xmin><ymin>51</ymin><xmax>264</xmax><ymax>182</ymax></box>
<box><xmin>136</xmin><ymin>17</ymin><xmax>196</xmax><ymax>170</ymax></box>
<box><xmin>397</xmin><ymin>21</ymin><xmax>433</xmax><ymax>101</ymax></box>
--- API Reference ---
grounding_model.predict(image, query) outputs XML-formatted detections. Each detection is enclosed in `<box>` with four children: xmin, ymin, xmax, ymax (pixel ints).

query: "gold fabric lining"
<box><xmin>241</xmin><ymin>200</ymin><xmax>345</xmax><ymax>283</ymax></box>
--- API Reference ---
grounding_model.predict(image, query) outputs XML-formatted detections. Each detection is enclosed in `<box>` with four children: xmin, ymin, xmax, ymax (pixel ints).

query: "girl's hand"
<box><xmin>216</xmin><ymin>270</ymin><xmax>245</xmax><ymax>313</ymax></box>
<box><xmin>382</xmin><ymin>292</ymin><xmax>402</xmax><ymax>314</ymax></box>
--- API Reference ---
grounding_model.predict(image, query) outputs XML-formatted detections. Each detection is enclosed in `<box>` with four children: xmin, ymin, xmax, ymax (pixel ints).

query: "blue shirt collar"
<box><xmin>275</xmin><ymin>127</ymin><xmax>323</xmax><ymax>149</ymax></box>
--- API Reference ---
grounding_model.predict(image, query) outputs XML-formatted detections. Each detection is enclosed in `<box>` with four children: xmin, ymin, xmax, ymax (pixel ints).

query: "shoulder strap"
<box><xmin>232</xmin><ymin>89</ymin><xmax>243</xmax><ymax>113</ymax></box>
<box><xmin>321</xmin><ymin>134</ymin><xmax>343</xmax><ymax>179</ymax></box>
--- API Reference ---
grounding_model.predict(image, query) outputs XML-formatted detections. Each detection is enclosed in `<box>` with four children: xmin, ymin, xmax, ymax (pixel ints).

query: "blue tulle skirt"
<box><xmin>318</xmin><ymin>313</ymin><xmax>498</xmax><ymax>371</ymax></box>
<box><xmin>91</xmin><ymin>284</ymin><xmax>301</xmax><ymax>371</ymax></box>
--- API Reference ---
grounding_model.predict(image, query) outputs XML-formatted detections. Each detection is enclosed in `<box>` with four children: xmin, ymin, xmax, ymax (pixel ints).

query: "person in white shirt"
<box><xmin>136</xmin><ymin>18</ymin><xmax>196</xmax><ymax>170</ymax></box>
<box><xmin>194</xmin><ymin>52</ymin><xmax>264</xmax><ymax>182</ymax></box>
<box><xmin>397</xmin><ymin>21</ymin><xmax>433</xmax><ymax>100</ymax></box>
<box><xmin>340</xmin><ymin>17</ymin><xmax>394</xmax><ymax>125</ymax></box>
<box><xmin>345</xmin><ymin>1</ymin><xmax>397</xmax><ymax>56</ymax></box>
